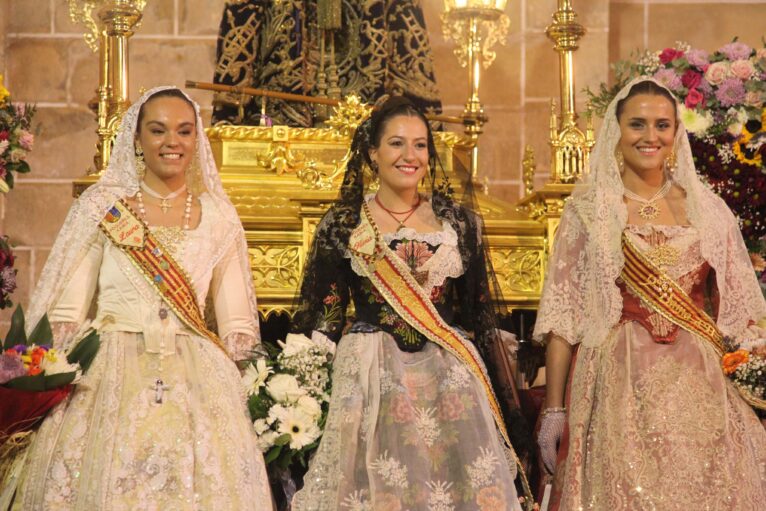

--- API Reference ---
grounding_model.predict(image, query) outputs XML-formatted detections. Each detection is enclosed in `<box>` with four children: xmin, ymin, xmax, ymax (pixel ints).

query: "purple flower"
<box><xmin>685</xmin><ymin>48</ymin><xmax>710</xmax><ymax>68</ymax></box>
<box><xmin>0</xmin><ymin>354</ymin><xmax>26</xmax><ymax>384</ymax></box>
<box><xmin>653</xmin><ymin>68</ymin><xmax>683</xmax><ymax>91</ymax></box>
<box><xmin>715</xmin><ymin>78</ymin><xmax>746</xmax><ymax>107</ymax></box>
<box><xmin>698</xmin><ymin>78</ymin><xmax>714</xmax><ymax>96</ymax></box>
<box><xmin>0</xmin><ymin>266</ymin><xmax>16</xmax><ymax>294</ymax></box>
<box><xmin>719</xmin><ymin>41</ymin><xmax>753</xmax><ymax>61</ymax></box>
<box><xmin>12</xmin><ymin>344</ymin><xmax>27</xmax><ymax>355</ymax></box>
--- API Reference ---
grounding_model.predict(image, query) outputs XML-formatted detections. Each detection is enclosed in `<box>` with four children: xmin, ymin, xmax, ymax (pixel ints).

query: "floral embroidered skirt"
<box><xmin>293</xmin><ymin>330</ymin><xmax>521</xmax><ymax>511</ymax></box>
<box><xmin>553</xmin><ymin>324</ymin><xmax>766</xmax><ymax>510</ymax></box>
<box><xmin>10</xmin><ymin>331</ymin><xmax>273</xmax><ymax>510</ymax></box>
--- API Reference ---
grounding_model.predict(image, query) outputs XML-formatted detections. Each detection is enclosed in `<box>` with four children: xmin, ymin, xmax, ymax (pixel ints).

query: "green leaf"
<box><xmin>5</xmin><ymin>171</ymin><xmax>13</xmax><ymax>190</ymax></box>
<box><xmin>275</xmin><ymin>449</ymin><xmax>293</xmax><ymax>470</ymax></box>
<box><xmin>248</xmin><ymin>394</ymin><xmax>271</xmax><ymax>419</ymax></box>
<box><xmin>15</xmin><ymin>160</ymin><xmax>30</xmax><ymax>174</ymax></box>
<box><xmin>4</xmin><ymin>304</ymin><xmax>27</xmax><ymax>349</ymax></box>
<box><xmin>4</xmin><ymin>374</ymin><xmax>46</xmax><ymax>391</ymax></box>
<box><xmin>29</xmin><ymin>314</ymin><xmax>53</xmax><ymax>346</ymax></box>
<box><xmin>264</xmin><ymin>444</ymin><xmax>283</xmax><ymax>464</ymax></box>
<box><xmin>66</xmin><ymin>329</ymin><xmax>100</xmax><ymax>371</ymax></box>
<box><xmin>273</xmin><ymin>433</ymin><xmax>291</xmax><ymax>447</ymax></box>
<box><xmin>43</xmin><ymin>371</ymin><xmax>76</xmax><ymax>390</ymax></box>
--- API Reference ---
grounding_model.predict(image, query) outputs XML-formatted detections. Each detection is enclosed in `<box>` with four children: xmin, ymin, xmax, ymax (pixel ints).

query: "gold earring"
<box><xmin>615</xmin><ymin>150</ymin><xmax>625</xmax><ymax>175</ymax></box>
<box><xmin>135</xmin><ymin>146</ymin><xmax>146</xmax><ymax>180</ymax></box>
<box><xmin>665</xmin><ymin>149</ymin><xmax>677</xmax><ymax>176</ymax></box>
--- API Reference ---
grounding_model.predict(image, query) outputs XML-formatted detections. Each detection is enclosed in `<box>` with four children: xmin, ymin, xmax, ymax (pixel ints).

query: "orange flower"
<box><xmin>30</xmin><ymin>347</ymin><xmax>46</xmax><ymax>366</ymax></box>
<box><xmin>722</xmin><ymin>349</ymin><xmax>750</xmax><ymax>375</ymax></box>
<box><xmin>28</xmin><ymin>365</ymin><xmax>42</xmax><ymax>376</ymax></box>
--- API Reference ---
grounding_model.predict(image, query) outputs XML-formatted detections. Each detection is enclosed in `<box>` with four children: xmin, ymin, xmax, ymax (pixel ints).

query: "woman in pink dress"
<box><xmin>534</xmin><ymin>78</ymin><xmax>766</xmax><ymax>510</ymax></box>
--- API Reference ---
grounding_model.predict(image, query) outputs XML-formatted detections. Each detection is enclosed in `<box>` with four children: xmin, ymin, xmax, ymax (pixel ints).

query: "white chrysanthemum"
<box><xmin>272</xmin><ymin>405</ymin><xmax>321</xmax><ymax>450</ymax></box>
<box><xmin>679</xmin><ymin>105</ymin><xmax>713</xmax><ymax>136</ymax></box>
<box><xmin>253</xmin><ymin>418</ymin><xmax>271</xmax><ymax>435</ymax></box>
<box><xmin>726</xmin><ymin>107</ymin><xmax>749</xmax><ymax>137</ymax></box>
<box><xmin>40</xmin><ymin>350</ymin><xmax>82</xmax><ymax>382</ymax></box>
<box><xmin>255</xmin><ymin>430</ymin><xmax>278</xmax><ymax>452</ymax></box>
<box><xmin>242</xmin><ymin>359</ymin><xmax>273</xmax><ymax>396</ymax></box>
<box><xmin>266</xmin><ymin>373</ymin><xmax>306</xmax><ymax>403</ymax></box>
<box><xmin>278</xmin><ymin>333</ymin><xmax>316</xmax><ymax>357</ymax></box>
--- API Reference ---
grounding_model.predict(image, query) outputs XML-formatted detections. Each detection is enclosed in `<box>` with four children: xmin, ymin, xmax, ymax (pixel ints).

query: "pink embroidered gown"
<box><xmin>552</xmin><ymin>225</ymin><xmax>766</xmax><ymax>510</ymax></box>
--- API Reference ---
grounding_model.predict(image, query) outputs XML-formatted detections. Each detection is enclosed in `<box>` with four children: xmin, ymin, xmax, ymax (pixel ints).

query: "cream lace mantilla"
<box><xmin>534</xmin><ymin>77</ymin><xmax>766</xmax><ymax>347</ymax></box>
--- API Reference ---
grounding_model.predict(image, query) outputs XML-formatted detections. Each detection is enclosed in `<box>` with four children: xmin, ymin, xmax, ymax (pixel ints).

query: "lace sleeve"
<box><xmin>533</xmin><ymin>205</ymin><xmax>589</xmax><ymax>345</ymax></box>
<box><xmin>210</xmin><ymin>235</ymin><xmax>260</xmax><ymax>360</ymax></box>
<box><xmin>50</xmin><ymin>322</ymin><xmax>82</xmax><ymax>352</ymax></box>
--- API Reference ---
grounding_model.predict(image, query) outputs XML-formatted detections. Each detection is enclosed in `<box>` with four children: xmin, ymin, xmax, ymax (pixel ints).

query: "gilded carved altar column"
<box><xmin>69</xmin><ymin>0</ymin><xmax>146</xmax><ymax>174</ymax></box>
<box><xmin>518</xmin><ymin>0</ymin><xmax>594</xmax><ymax>244</ymax></box>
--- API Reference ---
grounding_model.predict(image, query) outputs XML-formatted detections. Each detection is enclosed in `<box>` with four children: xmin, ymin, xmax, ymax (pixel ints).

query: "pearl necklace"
<box><xmin>139</xmin><ymin>181</ymin><xmax>187</xmax><ymax>214</ymax></box>
<box><xmin>623</xmin><ymin>180</ymin><xmax>672</xmax><ymax>220</ymax></box>
<box><xmin>137</xmin><ymin>182</ymin><xmax>193</xmax><ymax>230</ymax></box>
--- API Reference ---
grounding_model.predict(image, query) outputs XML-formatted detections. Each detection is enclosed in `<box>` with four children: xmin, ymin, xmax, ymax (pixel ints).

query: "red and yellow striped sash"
<box><xmin>620</xmin><ymin>232</ymin><xmax>724</xmax><ymax>355</ymax></box>
<box><xmin>350</xmin><ymin>204</ymin><xmax>534</xmax><ymax>505</ymax></box>
<box><xmin>99</xmin><ymin>199</ymin><xmax>228</xmax><ymax>356</ymax></box>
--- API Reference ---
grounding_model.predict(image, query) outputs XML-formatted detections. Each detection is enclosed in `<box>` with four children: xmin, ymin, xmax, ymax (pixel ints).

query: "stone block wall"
<box><xmin>0</xmin><ymin>0</ymin><xmax>765</xmax><ymax>325</ymax></box>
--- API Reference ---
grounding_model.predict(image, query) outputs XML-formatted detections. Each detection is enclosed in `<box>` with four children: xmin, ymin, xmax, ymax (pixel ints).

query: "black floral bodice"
<box><xmin>313</xmin><ymin>230</ymin><xmax>462</xmax><ymax>352</ymax></box>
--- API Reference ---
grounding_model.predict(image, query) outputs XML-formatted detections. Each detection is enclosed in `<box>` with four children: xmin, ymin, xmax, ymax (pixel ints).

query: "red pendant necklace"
<box><xmin>374</xmin><ymin>194</ymin><xmax>421</xmax><ymax>231</ymax></box>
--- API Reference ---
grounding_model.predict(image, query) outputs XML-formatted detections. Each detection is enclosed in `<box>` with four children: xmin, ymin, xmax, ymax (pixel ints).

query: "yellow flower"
<box><xmin>732</xmin><ymin>129</ymin><xmax>762</xmax><ymax>166</ymax></box>
<box><xmin>722</xmin><ymin>349</ymin><xmax>750</xmax><ymax>375</ymax></box>
<box><xmin>0</xmin><ymin>74</ymin><xmax>9</xmax><ymax>105</ymax></box>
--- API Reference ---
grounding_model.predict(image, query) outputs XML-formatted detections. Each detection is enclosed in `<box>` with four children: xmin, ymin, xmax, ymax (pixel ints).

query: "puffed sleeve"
<box><xmin>209</xmin><ymin>234</ymin><xmax>261</xmax><ymax>360</ymax></box>
<box><xmin>47</xmin><ymin>231</ymin><xmax>105</xmax><ymax>349</ymax></box>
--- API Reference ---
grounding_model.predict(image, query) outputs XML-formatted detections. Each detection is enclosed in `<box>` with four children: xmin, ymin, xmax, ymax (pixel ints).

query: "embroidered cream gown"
<box><xmin>11</xmin><ymin>195</ymin><xmax>273</xmax><ymax>510</ymax></box>
<box><xmin>553</xmin><ymin>225</ymin><xmax>766</xmax><ymax>510</ymax></box>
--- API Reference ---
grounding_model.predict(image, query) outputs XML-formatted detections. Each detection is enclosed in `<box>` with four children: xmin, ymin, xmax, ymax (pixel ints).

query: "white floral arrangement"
<box><xmin>242</xmin><ymin>333</ymin><xmax>334</xmax><ymax>469</ymax></box>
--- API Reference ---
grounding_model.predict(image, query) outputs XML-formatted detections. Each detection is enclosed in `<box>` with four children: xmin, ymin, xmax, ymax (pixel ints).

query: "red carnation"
<box><xmin>685</xmin><ymin>88</ymin><xmax>706</xmax><ymax>109</ymax></box>
<box><xmin>0</xmin><ymin>131</ymin><xmax>9</xmax><ymax>141</ymax></box>
<box><xmin>659</xmin><ymin>48</ymin><xmax>685</xmax><ymax>65</ymax></box>
<box><xmin>681</xmin><ymin>70</ymin><xmax>702</xmax><ymax>90</ymax></box>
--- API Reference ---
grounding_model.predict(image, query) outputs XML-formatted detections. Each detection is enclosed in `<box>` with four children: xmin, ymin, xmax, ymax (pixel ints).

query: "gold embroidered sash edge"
<box><xmin>99</xmin><ymin>199</ymin><xmax>228</xmax><ymax>358</ymax></box>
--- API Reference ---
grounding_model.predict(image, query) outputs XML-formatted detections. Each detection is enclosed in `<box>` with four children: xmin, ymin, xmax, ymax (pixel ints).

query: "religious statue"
<box><xmin>212</xmin><ymin>0</ymin><xmax>443</xmax><ymax>126</ymax></box>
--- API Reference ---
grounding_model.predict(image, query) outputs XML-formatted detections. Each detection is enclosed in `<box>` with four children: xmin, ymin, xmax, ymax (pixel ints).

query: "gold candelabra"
<box><xmin>518</xmin><ymin>0</ymin><xmax>593</xmax><ymax>240</ymax></box>
<box><xmin>545</xmin><ymin>0</ymin><xmax>593</xmax><ymax>184</ymax></box>
<box><xmin>69</xmin><ymin>0</ymin><xmax>146</xmax><ymax>174</ymax></box>
<box><xmin>441</xmin><ymin>0</ymin><xmax>510</xmax><ymax>183</ymax></box>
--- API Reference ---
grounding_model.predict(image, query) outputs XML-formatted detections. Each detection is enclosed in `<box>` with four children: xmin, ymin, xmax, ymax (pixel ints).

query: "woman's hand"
<box><xmin>538</xmin><ymin>407</ymin><xmax>566</xmax><ymax>473</ymax></box>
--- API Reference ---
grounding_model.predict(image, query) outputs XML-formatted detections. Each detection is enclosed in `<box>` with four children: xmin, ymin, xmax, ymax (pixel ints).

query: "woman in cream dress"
<box><xmin>7</xmin><ymin>87</ymin><xmax>273</xmax><ymax>510</ymax></box>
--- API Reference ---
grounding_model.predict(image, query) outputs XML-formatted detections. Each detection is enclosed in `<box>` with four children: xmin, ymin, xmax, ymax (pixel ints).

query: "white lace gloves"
<box><xmin>538</xmin><ymin>407</ymin><xmax>566</xmax><ymax>473</ymax></box>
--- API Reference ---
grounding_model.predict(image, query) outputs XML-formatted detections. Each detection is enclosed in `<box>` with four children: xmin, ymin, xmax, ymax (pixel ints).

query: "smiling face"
<box><xmin>135</xmin><ymin>96</ymin><xmax>197</xmax><ymax>184</ymax></box>
<box><xmin>368</xmin><ymin>114</ymin><xmax>429</xmax><ymax>195</ymax></box>
<box><xmin>616</xmin><ymin>93</ymin><xmax>677</xmax><ymax>176</ymax></box>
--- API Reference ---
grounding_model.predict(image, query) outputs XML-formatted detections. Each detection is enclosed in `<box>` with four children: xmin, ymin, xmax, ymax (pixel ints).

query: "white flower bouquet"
<box><xmin>242</xmin><ymin>333</ymin><xmax>334</xmax><ymax>469</ymax></box>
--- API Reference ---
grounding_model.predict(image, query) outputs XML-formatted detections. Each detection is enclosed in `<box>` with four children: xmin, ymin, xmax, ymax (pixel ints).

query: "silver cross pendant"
<box><xmin>154</xmin><ymin>378</ymin><xmax>170</xmax><ymax>404</ymax></box>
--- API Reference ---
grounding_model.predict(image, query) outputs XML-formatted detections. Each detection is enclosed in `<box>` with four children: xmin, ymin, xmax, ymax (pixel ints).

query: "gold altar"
<box><xmin>69</xmin><ymin>0</ymin><xmax>593</xmax><ymax>319</ymax></box>
<box><xmin>207</xmin><ymin>124</ymin><xmax>547</xmax><ymax>318</ymax></box>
